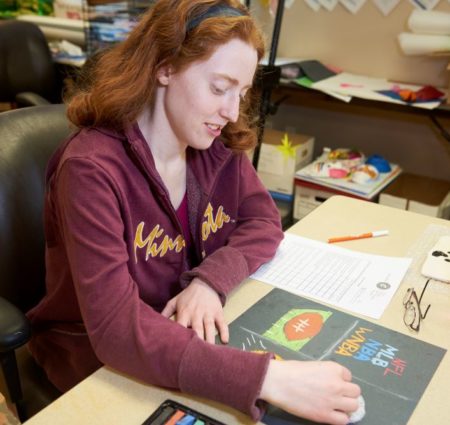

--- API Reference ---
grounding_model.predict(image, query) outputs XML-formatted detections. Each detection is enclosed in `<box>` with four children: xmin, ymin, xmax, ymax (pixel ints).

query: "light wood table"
<box><xmin>24</xmin><ymin>196</ymin><xmax>450</xmax><ymax>425</ymax></box>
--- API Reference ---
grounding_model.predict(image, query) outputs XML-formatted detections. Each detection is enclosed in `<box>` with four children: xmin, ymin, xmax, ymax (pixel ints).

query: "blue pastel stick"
<box><xmin>176</xmin><ymin>414</ymin><xmax>196</xmax><ymax>425</ymax></box>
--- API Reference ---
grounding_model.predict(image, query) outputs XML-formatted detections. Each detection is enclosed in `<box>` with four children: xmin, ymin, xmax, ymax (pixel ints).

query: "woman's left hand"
<box><xmin>161</xmin><ymin>278</ymin><xmax>229</xmax><ymax>344</ymax></box>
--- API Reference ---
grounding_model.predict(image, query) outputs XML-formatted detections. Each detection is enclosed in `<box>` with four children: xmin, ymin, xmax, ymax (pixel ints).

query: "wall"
<box><xmin>253</xmin><ymin>1</ymin><xmax>450</xmax><ymax>183</ymax></box>
<box><xmin>253</xmin><ymin>1</ymin><xmax>450</xmax><ymax>87</ymax></box>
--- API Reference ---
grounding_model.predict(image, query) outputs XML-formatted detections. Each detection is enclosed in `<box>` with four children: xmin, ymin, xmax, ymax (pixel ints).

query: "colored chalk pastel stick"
<box><xmin>165</xmin><ymin>409</ymin><xmax>185</xmax><ymax>425</ymax></box>
<box><xmin>192</xmin><ymin>420</ymin><xmax>205</xmax><ymax>425</ymax></box>
<box><xmin>176</xmin><ymin>414</ymin><xmax>196</xmax><ymax>425</ymax></box>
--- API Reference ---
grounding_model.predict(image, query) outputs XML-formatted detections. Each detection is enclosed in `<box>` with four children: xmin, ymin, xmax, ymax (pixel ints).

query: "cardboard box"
<box><xmin>379</xmin><ymin>173</ymin><xmax>450</xmax><ymax>219</ymax></box>
<box><xmin>257</xmin><ymin>129</ymin><xmax>314</xmax><ymax>196</ymax></box>
<box><xmin>293</xmin><ymin>179</ymin><xmax>369</xmax><ymax>221</ymax></box>
<box><xmin>293</xmin><ymin>183</ymin><xmax>333</xmax><ymax>221</ymax></box>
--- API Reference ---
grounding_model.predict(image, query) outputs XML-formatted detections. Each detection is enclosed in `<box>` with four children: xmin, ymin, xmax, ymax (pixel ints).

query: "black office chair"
<box><xmin>0</xmin><ymin>20</ymin><xmax>62</xmax><ymax>107</ymax></box>
<box><xmin>0</xmin><ymin>104</ymin><xmax>72</xmax><ymax>421</ymax></box>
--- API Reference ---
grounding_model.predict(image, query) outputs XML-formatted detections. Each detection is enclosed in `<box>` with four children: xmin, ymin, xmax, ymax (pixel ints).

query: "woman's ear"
<box><xmin>156</xmin><ymin>65</ymin><xmax>173</xmax><ymax>85</ymax></box>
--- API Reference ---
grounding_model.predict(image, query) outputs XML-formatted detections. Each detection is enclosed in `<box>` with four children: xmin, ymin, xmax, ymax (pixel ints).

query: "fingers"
<box><xmin>327</xmin><ymin>410</ymin><xmax>352</xmax><ymax>425</ymax></box>
<box><xmin>334</xmin><ymin>395</ymin><xmax>359</xmax><ymax>415</ymax></box>
<box><xmin>176</xmin><ymin>308</ymin><xmax>192</xmax><ymax>329</ymax></box>
<box><xmin>191</xmin><ymin>315</ymin><xmax>205</xmax><ymax>341</ymax></box>
<box><xmin>161</xmin><ymin>299</ymin><xmax>176</xmax><ymax>318</ymax></box>
<box><xmin>341</xmin><ymin>365</ymin><xmax>352</xmax><ymax>381</ymax></box>
<box><xmin>344</xmin><ymin>382</ymin><xmax>361</xmax><ymax>398</ymax></box>
<box><xmin>204</xmin><ymin>316</ymin><xmax>216</xmax><ymax>344</ymax></box>
<box><xmin>161</xmin><ymin>281</ymin><xmax>227</xmax><ymax>344</ymax></box>
<box><xmin>216</xmin><ymin>316</ymin><xmax>229</xmax><ymax>344</ymax></box>
<box><xmin>179</xmin><ymin>311</ymin><xmax>218</xmax><ymax>344</ymax></box>
<box><xmin>189</xmin><ymin>314</ymin><xmax>227</xmax><ymax>344</ymax></box>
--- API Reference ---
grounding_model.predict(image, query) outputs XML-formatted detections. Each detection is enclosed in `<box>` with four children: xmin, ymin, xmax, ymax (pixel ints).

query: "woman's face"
<box><xmin>157</xmin><ymin>38</ymin><xmax>258</xmax><ymax>150</ymax></box>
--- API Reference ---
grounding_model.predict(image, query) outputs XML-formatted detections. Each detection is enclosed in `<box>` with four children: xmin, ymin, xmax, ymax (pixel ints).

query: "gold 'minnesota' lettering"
<box><xmin>202</xmin><ymin>203</ymin><xmax>230</xmax><ymax>241</ymax></box>
<box><xmin>134</xmin><ymin>222</ymin><xmax>185</xmax><ymax>263</ymax></box>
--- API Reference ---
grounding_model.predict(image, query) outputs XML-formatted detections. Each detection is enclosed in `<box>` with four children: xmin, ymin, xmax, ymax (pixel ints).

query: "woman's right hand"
<box><xmin>260</xmin><ymin>360</ymin><xmax>361</xmax><ymax>425</ymax></box>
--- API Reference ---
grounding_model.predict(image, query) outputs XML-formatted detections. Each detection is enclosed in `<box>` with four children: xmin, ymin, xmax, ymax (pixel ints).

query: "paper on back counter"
<box><xmin>251</xmin><ymin>233</ymin><xmax>412</xmax><ymax>319</ymax></box>
<box><xmin>311</xmin><ymin>72</ymin><xmax>443</xmax><ymax>109</ymax></box>
<box><xmin>312</xmin><ymin>73</ymin><xmax>398</xmax><ymax>102</ymax></box>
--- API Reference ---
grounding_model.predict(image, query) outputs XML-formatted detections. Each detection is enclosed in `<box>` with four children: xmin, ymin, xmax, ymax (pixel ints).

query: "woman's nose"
<box><xmin>220</xmin><ymin>94</ymin><xmax>240</xmax><ymax>123</ymax></box>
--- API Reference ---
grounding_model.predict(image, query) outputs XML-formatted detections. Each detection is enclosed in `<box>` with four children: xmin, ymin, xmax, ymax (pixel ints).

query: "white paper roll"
<box><xmin>408</xmin><ymin>10</ymin><xmax>450</xmax><ymax>36</ymax></box>
<box><xmin>398</xmin><ymin>32</ymin><xmax>450</xmax><ymax>56</ymax></box>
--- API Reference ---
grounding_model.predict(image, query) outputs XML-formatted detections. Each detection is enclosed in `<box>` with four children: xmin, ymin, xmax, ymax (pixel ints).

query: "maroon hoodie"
<box><xmin>27</xmin><ymin>123</ymin><xmax>283</xmax><ymax>420</ymax></box>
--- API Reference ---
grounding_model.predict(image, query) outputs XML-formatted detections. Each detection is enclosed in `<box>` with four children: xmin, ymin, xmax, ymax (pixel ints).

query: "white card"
<box><xmin>421</xmin><ymin>236</ymin><xmax>450</xmax><ymax>283</ymax></box>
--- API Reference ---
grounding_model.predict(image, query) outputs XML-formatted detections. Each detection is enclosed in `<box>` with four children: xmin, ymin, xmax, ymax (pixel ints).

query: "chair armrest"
<box><xmin>0</xmin><ymin>297</ymin><xmax>31</xmax><ymax>353</ymax></box>
<box><xmin>15</xmin><ymin>92</ymin><xmax>51</xmax><ymax>107</ymax></box>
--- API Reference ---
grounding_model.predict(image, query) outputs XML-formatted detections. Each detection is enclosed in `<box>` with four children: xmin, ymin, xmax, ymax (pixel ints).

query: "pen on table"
<box><xmin>327</xmin><ymin>230</ymin><xmax>389</xmax><ymax>244</ymax></box>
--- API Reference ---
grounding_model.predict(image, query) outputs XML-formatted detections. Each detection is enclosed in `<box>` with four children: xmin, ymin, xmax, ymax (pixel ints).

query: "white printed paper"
<box><xmin>372</xmin><ymin>0</ymin><xmax>401</xmax><ymax>16</ymax></box>
<box><xmin>340</xmin><ymin>0</ymin><xmax>367</xmax><ymax>14</ymax></box>
<box><xmin>252</xmin><ymin>233</ymin><xmax>412</xmax><ymax>319</ymax></box>
<box><xmin>312</xmin><ymin>72</ymin><xmax>391</xmax><ymax>101</ymax></box>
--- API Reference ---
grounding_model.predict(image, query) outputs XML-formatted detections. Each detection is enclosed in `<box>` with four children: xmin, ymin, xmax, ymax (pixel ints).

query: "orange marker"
<box><xmin>327</xmin><ymin>230</ymin><xmax>389</xmax><ymax>244</ymax></box>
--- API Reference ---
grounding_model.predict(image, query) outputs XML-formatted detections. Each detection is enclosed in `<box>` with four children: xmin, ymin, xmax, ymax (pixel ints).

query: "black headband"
<box><xmin>186</xmin><ymin>4</ymin><xmax>246</xmax><ymax>32</ymax></box>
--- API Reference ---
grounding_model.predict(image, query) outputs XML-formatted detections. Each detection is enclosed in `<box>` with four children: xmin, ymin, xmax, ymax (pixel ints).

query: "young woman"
<box><xmin>28</xmin><ymin>1</ymin><xmax>360</xmax><ymax>423</ymax></box>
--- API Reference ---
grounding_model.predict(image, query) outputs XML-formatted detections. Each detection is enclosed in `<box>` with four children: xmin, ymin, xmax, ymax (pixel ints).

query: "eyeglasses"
<box><xmin>403</xmin><ymin>279</ymin><xmax>431</xmax><ymax>332</ymax></box>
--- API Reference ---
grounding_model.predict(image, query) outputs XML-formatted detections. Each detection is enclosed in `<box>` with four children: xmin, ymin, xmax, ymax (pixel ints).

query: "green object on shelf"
<box><xmin>38</xmin><ymin>0</ymin><xmax>53</xmax><ymax>15</ymax></box>
<box><xmin>16</xmin><ymin>0</ymin><xmax>53</xmax><ymax>15</ymax></box>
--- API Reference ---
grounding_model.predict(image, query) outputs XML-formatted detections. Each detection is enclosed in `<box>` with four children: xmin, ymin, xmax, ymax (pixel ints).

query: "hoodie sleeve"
<box><xmin>180</xmin><ymin>153</ymin><xmax>284</xmax><ymax>299</ymax></box>
<box><xmin>54</xmin><ymin>157</ymin><xmax>271</xmax><ymax>421</ymax></box>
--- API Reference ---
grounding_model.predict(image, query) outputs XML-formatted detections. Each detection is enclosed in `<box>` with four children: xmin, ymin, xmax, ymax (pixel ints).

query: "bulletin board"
<box><xmin>253</xmin><ymin>1</ymin><xmax>450</xmax><ymax>88</ymax></box>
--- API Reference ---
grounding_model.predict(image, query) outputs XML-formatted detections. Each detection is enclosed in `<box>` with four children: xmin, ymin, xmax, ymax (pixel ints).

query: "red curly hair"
<box><xmin>66</xmin><ymin>0</ymin><xmax>266</xmax><ymax>152</ymax></box>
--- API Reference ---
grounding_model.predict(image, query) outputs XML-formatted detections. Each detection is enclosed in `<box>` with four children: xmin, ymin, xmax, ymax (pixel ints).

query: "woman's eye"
<box><xmin>211</xmin><ymin>85</ymin><xmax>226</xmax><ymax>95</ymax></box>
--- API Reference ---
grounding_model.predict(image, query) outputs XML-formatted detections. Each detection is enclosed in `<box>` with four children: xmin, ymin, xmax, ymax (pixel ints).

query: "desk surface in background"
<box><xmin>24</xmin><ymin>196</ymin><xmax>450</xmax><ymax>425</ymax></box>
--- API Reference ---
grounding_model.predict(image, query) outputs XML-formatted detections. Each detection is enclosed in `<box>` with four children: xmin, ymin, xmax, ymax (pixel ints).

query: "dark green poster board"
<box><xmin>226</xmin><ymin>288</ymin><xmax>446</xmax><ymax>425</ymax></box>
